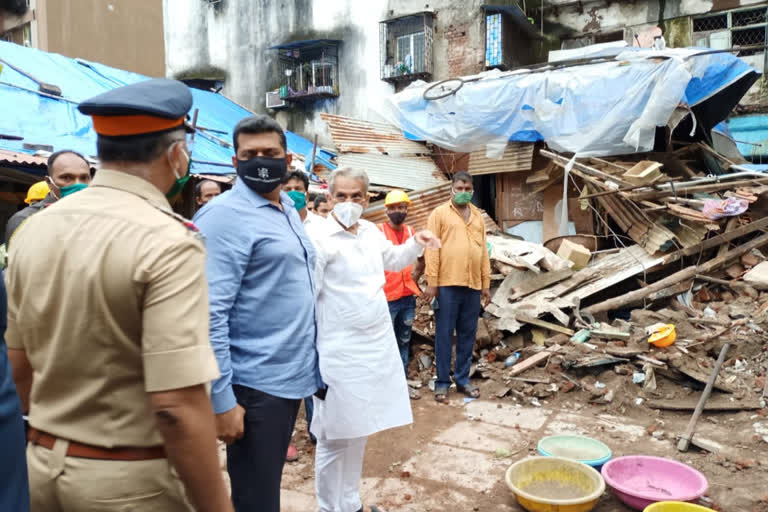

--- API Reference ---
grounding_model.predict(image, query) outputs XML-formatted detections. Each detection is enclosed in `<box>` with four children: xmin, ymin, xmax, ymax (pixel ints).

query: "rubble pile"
<box><xmin>410</xmin><ymin>142</ymin><xmax>768</xmax><ymax>425</ymax></box>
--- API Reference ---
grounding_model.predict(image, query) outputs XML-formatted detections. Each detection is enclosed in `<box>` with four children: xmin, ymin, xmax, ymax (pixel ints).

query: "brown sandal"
<box><xmin>457</xmin><ymin>385</ymin><xmax>480</xmax><ymax>399</ymax></box>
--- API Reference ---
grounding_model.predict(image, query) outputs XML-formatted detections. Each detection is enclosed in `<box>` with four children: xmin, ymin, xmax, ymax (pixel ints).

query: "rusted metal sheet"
<box><xmin>337</xmin><ymin>152</ymin><xmax>446</xmax><ymax>190</ymax></box>
<box><xmin>468</xmin><ymin>143</ymin><xmax>535</xmax><ymax>175</ymax></box>
<box><xmin>320</xmin><ymin>113</ymin><xmax>431</xmax><ymax>156</ymax></box>
<box><xmin>192</xmin><ymin>173</ymin><xmax>235</xmax><ymax>185</ymax></box>
<box><xmin>363</xmin><ymin>182</ymin><xmax>498</xmax><ymax>233</ymax></box>
<box><xmin>0</xmin><ymin>149</ymin><xmax>48</xmax><ymax>168</ymax></box>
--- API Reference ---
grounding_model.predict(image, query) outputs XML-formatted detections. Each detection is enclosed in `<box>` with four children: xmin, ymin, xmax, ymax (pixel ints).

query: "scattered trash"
<box><xmin>594</xmin><ymin>381</ymin><xmax>606</xmax><ymax>389</ymax></box>
<box><xmin>632</xmin><ymin>372</ymin><xmax>646</xmax><ymax>384</ymax></box>
<box><xmin>504</xmin><ymin>352</ymin><xmax>521</xmax><ymax>367</ymax></box>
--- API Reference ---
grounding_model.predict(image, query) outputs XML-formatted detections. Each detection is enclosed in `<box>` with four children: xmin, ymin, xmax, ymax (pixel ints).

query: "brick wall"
<box><xmin>443</xmin><ymin>23</ymin><xmax>483</xmax><ymax>77</ymax></box>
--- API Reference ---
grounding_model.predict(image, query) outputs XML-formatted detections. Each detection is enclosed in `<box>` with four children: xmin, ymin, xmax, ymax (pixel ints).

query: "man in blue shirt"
<box><xmin>194</xmin><ymin>115</ymin><xmax>319</xmax><ymax>512</ymax></box>
<box><xmin>0</xmin><ymin>272</ymin><xmax>30</xmax><ymax>512</ymax></box>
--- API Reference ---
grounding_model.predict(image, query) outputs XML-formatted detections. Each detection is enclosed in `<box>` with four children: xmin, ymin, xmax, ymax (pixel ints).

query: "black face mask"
<box><xmin>236</xmin><ymin>156</ymin><xmax>287</xmax><ymax>194</ymax></box>
<box><xmin>387</xmin><ymin>211</ymin><xmax>407</xmax><ymax>226</ymax></box>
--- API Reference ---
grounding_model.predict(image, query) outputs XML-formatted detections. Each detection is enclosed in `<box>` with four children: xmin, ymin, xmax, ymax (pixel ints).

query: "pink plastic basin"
<box><xmin>601</xmin><ymin>456</ymin><xmax>708</xmax><ymax>510</ymax></box>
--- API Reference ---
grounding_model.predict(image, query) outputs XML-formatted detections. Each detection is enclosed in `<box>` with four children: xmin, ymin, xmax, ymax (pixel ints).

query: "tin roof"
<box><xmin>0</xmin><ymin>149</ymin><xmax>48</xmax><ymax>168</ymax></box>
<box><xmin>467</xmin><ymin>142</ymin><xmax>535</xmax><ymax>175</ymax></box>
<box><xmin>337</xmin><ymin>152</ymin><xmax>446</xmax><ymax>190</ymax></box>
<box><xmin>363</xmin><ymin>182</ymin><xmax>499</xmax><ymax>233</ymax></box>
<box><xmin>320</xmin><ymin>113</ymin><xmax>431</xmax><ymax>156</ymax></box>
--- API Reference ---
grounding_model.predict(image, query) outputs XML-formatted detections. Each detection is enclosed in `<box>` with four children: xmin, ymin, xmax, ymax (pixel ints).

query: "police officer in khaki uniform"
<box><xmin>6</xmin><ymin>79</ymin><xmax>233</xmax><ymax>512</ymax></box>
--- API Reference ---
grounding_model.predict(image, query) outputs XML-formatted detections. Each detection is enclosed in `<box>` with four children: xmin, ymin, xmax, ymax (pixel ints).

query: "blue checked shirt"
<box><xmin>193</xmin><ymin>180</ymin><xmax>319</xmax><ymax>414</ymax></box>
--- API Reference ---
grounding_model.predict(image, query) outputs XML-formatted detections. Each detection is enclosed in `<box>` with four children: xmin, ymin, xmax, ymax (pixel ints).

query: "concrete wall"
<box><xmin>42</xmin><ymin>0</ymin><xmax>165</xmax><ymax>77</ymax></box>
<box><xmin>163</xmin><ymin>0</ymin><xmax>533</xmax><ymax>142</ymax></box>
<box><xmin>542</xmin><ymin>0</ymin><xmax>767</xmax><ymax>37</ymax></box>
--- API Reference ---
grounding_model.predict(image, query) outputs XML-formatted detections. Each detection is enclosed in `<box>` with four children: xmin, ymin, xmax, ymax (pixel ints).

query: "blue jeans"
<box><xmin>388</xmin><ymin>295</ymin><xmax>417</xmax><ymax>376</ymax></box>
<box><xmin>434</xmin><ymin>286</ymin><xmax>482</xmax><ymax>391</ymax></box>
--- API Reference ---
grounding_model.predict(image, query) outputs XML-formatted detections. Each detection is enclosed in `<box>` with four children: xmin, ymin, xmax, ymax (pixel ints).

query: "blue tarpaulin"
<box><xmin>727</xmin><ymin>115</ymin><xmax>768</xmax><ymax>161</ymax></box>
<box><xmin>0</xmin><ymin>41</ymin><xmax>335</xmax><ymax>174</ymax></box>
<box><xmin>381</xmin><ymin>47</ymin><xmax>759</xmax><ymax>158</ymax></box>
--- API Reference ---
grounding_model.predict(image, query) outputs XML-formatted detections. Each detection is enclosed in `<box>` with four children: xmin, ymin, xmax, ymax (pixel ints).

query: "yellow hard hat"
<box><xmin>385</xmin><ymin>190</ymin><xmax>410</xmax><ymax>206</ymax></box>
<box><xmin>25</xmin><ymin>181</ymin><xmax>50</xmax><ymax>204</ymax></box>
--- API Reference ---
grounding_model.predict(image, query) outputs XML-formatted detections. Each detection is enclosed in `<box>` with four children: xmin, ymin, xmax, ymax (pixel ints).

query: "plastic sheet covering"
<box><xmin>379</xmin><ymin>48</ymin><xmax>757</xmax><ymax>158</ymax></box>
<box><xmin>0</xmin><ymin>41</ymin><xmax>334</xmax><ymax>175</ymax></box>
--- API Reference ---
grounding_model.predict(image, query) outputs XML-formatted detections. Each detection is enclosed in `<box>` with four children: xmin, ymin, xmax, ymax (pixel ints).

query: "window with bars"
<box><xmin>269</xmin><ymin>40</ymin><xmax>340</xmax><ymax>103</ymax></box>
<box><xmin>380</xmin><ymin>13</ymin><xmax>434</xmax><ymax>82</ymax></box>
<box><xmin>693</xmin><ymin>7</ymin><xmax>767</xmax><ymax>61</ymax></box>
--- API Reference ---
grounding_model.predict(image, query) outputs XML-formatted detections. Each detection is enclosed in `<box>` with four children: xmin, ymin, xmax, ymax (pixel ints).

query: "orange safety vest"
<box><xmin>377</xmin><ymin>222</ymin><xmax>422</xmax><ymax>302</ymax></box>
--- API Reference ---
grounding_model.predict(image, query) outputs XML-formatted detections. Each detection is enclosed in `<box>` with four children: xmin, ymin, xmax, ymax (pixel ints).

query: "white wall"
<box><xmin>163</xmin><ymin>0</ymin><xmax>396</xmax><ymax>144</ymax></box>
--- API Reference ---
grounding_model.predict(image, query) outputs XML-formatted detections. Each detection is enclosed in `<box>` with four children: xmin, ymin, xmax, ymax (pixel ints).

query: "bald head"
<box><xmin>196</xmin><ymin>180</ymin><xmax>222</xmax><ymax>206</ymax></box>
<box><xmin>47</xmin><ymin>151</ymin><xmax>91</xmax><ymax>199</ymax></box>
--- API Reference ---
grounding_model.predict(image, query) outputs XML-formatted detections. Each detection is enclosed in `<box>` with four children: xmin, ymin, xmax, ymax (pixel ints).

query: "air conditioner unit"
<box><xmin>266</xmin><ymin>90</ymin><xmax>287</xmax><ymax>109</ymax></box>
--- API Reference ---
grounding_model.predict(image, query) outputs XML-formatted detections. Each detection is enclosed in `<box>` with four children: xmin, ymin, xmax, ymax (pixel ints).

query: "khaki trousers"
<box><xmin>27</xmin><ymin>441</ymin><xmax>192</xmax><ymax>512</ymax></box>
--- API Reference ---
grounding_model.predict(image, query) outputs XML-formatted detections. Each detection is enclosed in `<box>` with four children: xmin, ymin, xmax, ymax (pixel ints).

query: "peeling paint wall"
<box><xmin>164</xmin><ymin>0</ymin><xmax>532</xmax><ymax>141</ymax></box>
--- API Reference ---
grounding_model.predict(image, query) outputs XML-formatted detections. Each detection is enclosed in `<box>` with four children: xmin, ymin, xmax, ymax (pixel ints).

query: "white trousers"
<box><xmin>315</xmin><ymin>436</ymin><xmax>368</xmax><ymax>512</ymax></box>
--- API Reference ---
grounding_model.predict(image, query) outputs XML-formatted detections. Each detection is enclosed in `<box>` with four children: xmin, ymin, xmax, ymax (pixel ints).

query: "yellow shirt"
<box><xmin>425</xmin><ymin>201</ymin><xmax>491</xmax><ymax>290</ymax></box>
<box><xmin>5</xmin><ymin>169</ymin><xmax>219</xmax><ymax>448</ymax></box>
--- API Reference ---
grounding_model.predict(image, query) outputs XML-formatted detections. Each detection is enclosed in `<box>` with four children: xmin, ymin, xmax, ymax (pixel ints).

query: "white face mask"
<box><xmin>333</xmin><ymin>202</ymin><xmax>363</xmax><ymax>229</ymax></box>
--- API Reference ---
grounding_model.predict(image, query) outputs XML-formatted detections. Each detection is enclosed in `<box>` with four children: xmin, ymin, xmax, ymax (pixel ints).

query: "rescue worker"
<box><xmin>6</xmin><ymin>79</ymin><xmax>232</xmax><ymax>512</ymax></box>
<box><xmin>311</xmin><ymin>167</ymin><xmax>440</xmax><ymax>512</ymax></box>
<box><xmin>377</xmin><ymin>190</ymin><xmax>424</xmax><ymax>400</ymax></box>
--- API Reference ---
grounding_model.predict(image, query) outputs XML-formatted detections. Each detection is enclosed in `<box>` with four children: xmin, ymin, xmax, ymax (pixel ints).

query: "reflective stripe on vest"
<box><xmin>377</xmin><ymin>223</ymin><xmax>421</xmax><ymax>301</ymax></box>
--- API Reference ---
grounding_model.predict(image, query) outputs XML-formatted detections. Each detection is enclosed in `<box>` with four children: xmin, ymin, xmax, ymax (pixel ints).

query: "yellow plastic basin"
<box><xmin>644</xmin><ymin>502</ymin><xmax>715</xmax><ymax>512</ymax></box>
<box><xmin>505</xmin><ymin>456</ymin><xmax>606</xmax><ymax>512</ymax></box>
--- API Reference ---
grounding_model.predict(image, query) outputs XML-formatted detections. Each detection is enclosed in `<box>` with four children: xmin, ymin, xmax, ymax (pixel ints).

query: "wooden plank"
<box><xmin>629</xmin><ymin>177</ymin><xmax>768</xmax><ymax>201</ymax></box>
<box><xmin>515</xmin><ymin>314</ymin><xmax>574</xmax><ymax>335</ymax></box>
<box><xmin>508</xmin><ymin>344</ymin><xmax>562</xmax><ymax>376</ymax></box>
<box><xmin>662</xmin><ymin>216</ymin><xmax>768</xmax><ymax>265</ymax></box>
<box><xmin>509</xmin><ymin>268</ymin><xmax>573</xmax><ymax>301</ymax></box>
<box><xmin>491</xmin><ymin>269</ymin><xmax>532</xmax><ymax>307</ymax></box>
<box><xmin>647</xmin><ymin>396</ymin><xmax>762</xmax><ymax>411</ymax></box>
<box><xmin>717</xmin><ymin>217</ymin><xmax>739</xmax><ymax>258</ymax></box>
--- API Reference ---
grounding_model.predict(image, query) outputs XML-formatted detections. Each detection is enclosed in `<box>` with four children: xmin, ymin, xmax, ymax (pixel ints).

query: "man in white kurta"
<box><xmin>310</xmin><ymin>168</ymin><xmax>439</xmax><ymax>512</ymax></box>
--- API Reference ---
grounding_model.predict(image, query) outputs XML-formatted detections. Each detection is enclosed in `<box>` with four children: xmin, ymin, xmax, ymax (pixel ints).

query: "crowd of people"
<box><xmin>0</xmin><ymin>78</ymin><xmax>491</xmax><ymax>512</ymax></box>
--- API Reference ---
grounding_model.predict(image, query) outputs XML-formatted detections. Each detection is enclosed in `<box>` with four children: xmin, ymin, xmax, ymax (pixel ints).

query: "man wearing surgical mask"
<box><xmin>423</xmin><ymin>171</ymin><xmax>491</xmax><ymax>404</ymax></box>
<box><xmin>282</xmin><ymin>170</ymin><xmax>323</xmax><ymax>232</ymax></box>
<box><xmin>193</xmin><ymin>115</ymin><xmax>320</xmax><ymax>512</ymax></box>
<box><xmin>4</xmin><ymin>150</ymin><xmax>91</xmax><ymax>246</ymax></box>
<box><xmin>311</xmin><ymin>167</ymin><xmax>440</xmax><ymax>512</ymax></box>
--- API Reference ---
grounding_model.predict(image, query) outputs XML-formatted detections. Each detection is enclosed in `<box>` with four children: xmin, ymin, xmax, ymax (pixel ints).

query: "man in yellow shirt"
<box><xmin>423</xmin><ymin>172</ymin><xmax>491</xmax><ymax>403</ymax></box>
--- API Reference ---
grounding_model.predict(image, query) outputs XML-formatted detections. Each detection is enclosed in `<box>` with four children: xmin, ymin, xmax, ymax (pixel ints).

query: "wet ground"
<box><xmin>280</xmin><ymin>390</ymin><xmax>768</xmax><ymax>511</ymax></box>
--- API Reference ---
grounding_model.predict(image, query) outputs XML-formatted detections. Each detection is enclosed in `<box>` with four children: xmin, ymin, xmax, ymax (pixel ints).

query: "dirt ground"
<box><xmin>281</xmin><ymin>378</ymin><xmax>768</xmax><ymax>512</ymax></box>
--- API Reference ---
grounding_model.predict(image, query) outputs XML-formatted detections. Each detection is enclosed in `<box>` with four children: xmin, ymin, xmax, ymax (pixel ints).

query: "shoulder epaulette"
<box><xmin>151</xmin><ymin>204</ymin><xmax>205</xmax><ymax>243</ymax></box>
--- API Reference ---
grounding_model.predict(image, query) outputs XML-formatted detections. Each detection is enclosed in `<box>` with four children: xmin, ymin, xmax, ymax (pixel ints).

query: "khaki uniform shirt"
<box><xmin>425</xmin><ymin>201</ymin><xmax>491</xmax><ymax>290</ymax></box>
<box><xmin>5</xmin><ymin>170</ymin><xmax>219</xmax><ymax>448</ymax></box>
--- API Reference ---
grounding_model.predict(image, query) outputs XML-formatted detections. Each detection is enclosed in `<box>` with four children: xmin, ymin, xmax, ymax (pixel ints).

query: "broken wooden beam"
<box><xmin>509</xmin><ymin>268</ymin><xmax>573</xmax><ymax>301</ymax></box>
<box><xmin>647</xmin><ymin>396</ymin><xmax>762</xmax><ymax>411</ymax></box>
<box><xmin>508</xmin><ymin>344</ymin><xmax>562</xmax><ymax>377</ymax></box>
<box><xmin>540</xmin><ymin>149</ymin><xmax>634</xmax><ymax>187</ymax></box>
<box><xmin>586</xmin><ymin>232</ymin><xmax>768</xmax><ymax>314</ymax></box>
<box><xmin>662</xmin><ymin>216</ymin><xmax>768</xmax><ymax>265</ymax></box>
<box><xmin>515</xmin><ymin>314</ymin><xmax>574</xmax><ymax>336</ymax></box>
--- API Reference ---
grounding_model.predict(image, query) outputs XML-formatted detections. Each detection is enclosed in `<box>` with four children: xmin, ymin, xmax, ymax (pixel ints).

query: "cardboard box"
<box><xmin>556</xmin><ymin>239</ymin><xmax>592</xmax><ymax>270</ymax></box>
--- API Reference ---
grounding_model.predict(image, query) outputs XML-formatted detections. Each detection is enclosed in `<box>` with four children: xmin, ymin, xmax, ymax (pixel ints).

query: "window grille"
<box><xmin>693</xmin><ymin>7</ymin><xmax>767</xmax><ymax>64</ymax></box>
<box><xmin>380</xmin><ymin>12</ymin><xmax>433</xmax><ymax>83</ymax></box>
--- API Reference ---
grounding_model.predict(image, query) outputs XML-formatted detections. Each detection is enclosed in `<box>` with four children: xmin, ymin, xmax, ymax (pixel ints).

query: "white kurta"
<box><xmin>310</xmin><ymin>218</ymin><xmax>421</xmax><ymax>441</ymax></box>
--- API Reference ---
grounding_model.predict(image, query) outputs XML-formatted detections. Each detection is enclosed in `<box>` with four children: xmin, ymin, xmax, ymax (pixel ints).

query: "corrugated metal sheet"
<box><xmin>337</xmin><ymin>153</ymin><xmax>446</xmax><ymax>190</ymax></box>
<box><xmin>363</xmin><ymin>182</ymin><xmax>498</xmax><ymax>232</ymax></box>
<box><xmin>0</xmin><ymin>149</ymin><xmax>47</xmax><ymax>168</ymax></box>
<box><xmin>321</xmin><ymin>113</ymin><xmax>431</xmax><ymax>156</ymax></box>
<box><xmin>467</xmin><ymin>142</ymin><xmax>535</xmax><ymax>175</ymax></box>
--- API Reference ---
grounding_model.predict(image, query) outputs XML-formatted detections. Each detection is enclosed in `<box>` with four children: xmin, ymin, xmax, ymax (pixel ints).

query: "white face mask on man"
<box><xmin>333</xmin><ymin>202</ymin><xmax>363</xmax><ymax>228</ymax></box>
